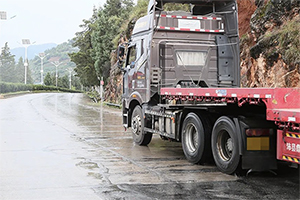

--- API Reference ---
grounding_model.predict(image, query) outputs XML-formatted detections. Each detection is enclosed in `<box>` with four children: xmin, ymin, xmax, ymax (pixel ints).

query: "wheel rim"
<box><xmin>185</xmin><ymin>123</ymin><xmax>199</xmax><ymax>153</ymax></box>
<box><xmin>216</xmin><ymin>130</ymin><xmax>233</xmax><ymax>161</ymax></box>
<box><xmin>132</xmin><ymin>115</ymin><xmax>141</xmax><ymax>135</ymax></box>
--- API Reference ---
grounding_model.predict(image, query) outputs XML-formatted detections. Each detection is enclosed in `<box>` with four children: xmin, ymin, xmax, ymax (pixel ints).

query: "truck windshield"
<box><xmin>176</xmin><ymin>51</ymin><xmax>207</xmax><ymax>66</ymax></box>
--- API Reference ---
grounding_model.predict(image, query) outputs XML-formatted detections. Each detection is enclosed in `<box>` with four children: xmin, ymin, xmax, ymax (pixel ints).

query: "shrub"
<box><xmin>0</xmin><ymin>82</ymin><xmax>82</xmax><ymax>94</ymax></box>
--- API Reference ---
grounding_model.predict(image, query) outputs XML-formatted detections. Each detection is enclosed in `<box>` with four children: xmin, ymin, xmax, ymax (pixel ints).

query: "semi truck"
<box><xmin>117</xmin><ymin>0</ymin><xmax>300</xmax><ymax>174</ymax></box>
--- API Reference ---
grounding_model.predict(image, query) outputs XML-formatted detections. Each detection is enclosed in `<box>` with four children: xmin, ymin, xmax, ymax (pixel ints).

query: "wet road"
<box><xmin>0</xmin><ymin>93</ymin><xmax>299</xmax><ymax>200</ymax></box>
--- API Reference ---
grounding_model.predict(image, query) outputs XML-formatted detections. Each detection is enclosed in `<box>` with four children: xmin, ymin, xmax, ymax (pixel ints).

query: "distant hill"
<box><xmin>11</xmin><ymin>43</ymin><xmax>57</xmax><ymax>60</ymax></box>
<box><xmin>29</xmin><ymin>40</ymin><xmax>78</xmax><ymax>84</ymax></box>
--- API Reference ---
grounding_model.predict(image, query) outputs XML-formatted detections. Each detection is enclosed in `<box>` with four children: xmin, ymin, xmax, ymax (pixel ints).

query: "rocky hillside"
<box><xmin>104</xmin><ymin>0</ymin><xmax>300</xmax><ymax>103</ymax></box>
<box><xmin>240</xmin><ymin>0</ymin><xmax>300</xmax><ymax>88</ymax></box>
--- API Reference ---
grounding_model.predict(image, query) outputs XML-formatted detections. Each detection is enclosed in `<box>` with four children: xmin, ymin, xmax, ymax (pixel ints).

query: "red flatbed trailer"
<box><xmin>161</xmin><ymin>87</ymin><xmax>300</xmax><ymax>165</ymax></box>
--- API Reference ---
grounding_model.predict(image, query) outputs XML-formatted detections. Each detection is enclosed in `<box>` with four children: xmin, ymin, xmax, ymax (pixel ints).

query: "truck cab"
<box><xmin>120</xmin><ymin>0</ymin><xmax>240</xmax><ymax>130</ymax></box>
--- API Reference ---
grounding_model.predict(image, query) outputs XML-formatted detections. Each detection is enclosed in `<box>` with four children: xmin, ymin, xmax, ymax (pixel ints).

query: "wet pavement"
<box><xmin>0</xmin><ymin>93</ymin><xmax>299</xmax><ymax>200</ymax></box>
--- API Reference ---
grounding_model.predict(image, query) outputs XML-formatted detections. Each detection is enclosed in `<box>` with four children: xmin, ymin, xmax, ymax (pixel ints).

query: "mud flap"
<box><xmin>237</xmin><ymin>118</ymin><xmax>277</xmax><ymax>172</ymax></box>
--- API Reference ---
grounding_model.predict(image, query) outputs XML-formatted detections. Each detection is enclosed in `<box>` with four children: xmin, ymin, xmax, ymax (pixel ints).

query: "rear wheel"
<box><xmin>131</xmin><ymin>105</ymin><xmax>152</xmax><ymax>146</ymax></box>
<box><xmin>181</xmin><ymin>113</ymin><xmax>211</xmax><ymax>164</ymax></box>
<box><xmin>212</xmin><ymin>116</ymin><xmax>240</xmax><ymax>174</ymax></box>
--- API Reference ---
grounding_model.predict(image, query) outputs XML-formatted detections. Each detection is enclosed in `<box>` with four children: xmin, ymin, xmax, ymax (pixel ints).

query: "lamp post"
<box><xmin>22</xmin><ymin>39</ymin><xmax>35</xmax><ymax>84</ymax></box>
<box><xmin>51</xmin><ymin>61</ymin><xmax>62</xmax><ymax>87</ymax></box>
<box><xmin>22</xmin><ymin>39</ymin><xmax>30</xmax><ymax>84</ymax></box>
<box><xmin>0</xmin><ymin>11</ymin><xmax>7</xmax><ymax>20</ymax></box>
<box><xmin>0</xmin><ymin>12</ymin><xmax>16</xmax><ymax>47</ymax></box>
<box><xmin>0</xmin><ymin>12</ymin><xmax>7</xmax><ymax>49</ymax></box>
<box><xmin>37</xmin><ymin>53</ymin><xmax>47</xmax><ymax>85</ymax></box>
<box><xmin>66</xmin><ymin>68</ymin><xmax>72</xmax><ymax>89</ymax></box>
<box><xmin>0</xmin><ymin>12</ymin><xmax>7</xmax><ymax>78</ymax></box>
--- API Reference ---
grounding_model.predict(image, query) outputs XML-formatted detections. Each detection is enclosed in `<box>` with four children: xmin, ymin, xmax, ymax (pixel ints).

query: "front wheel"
<box><xmin>131</xmin><ymin>105</ymin><xmax>152</xmax><ymax>146</ymax></box>
<box><xmin>211</xmin><ymin>116</ymin><xmax>240</xmax><ymax>174</ymax></box>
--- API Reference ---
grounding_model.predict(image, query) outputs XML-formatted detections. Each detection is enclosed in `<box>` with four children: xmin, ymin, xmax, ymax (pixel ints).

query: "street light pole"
<box><xmin>51</xmin><ymin>61</ymin><xmax>62</xmax><ymax>87</ymax></box>
<box><xmin>0</xmin><ymin>11</ymin><xmax>7</xmax><ymax>80</ymax></box>
<box><xmin>22</xmin><ymin>39</ymin><xmax>35</xmax><ymax>84</ymax></box>
<box><xmin>0</xmin><ymin>12</ymin><xmax>16</xmax><ymax>81</ymax></box>
<box><xmin>37</xmin><ymin>53</ymin><xmax>47</xmax><ymax>85</ymax></box>
<box><xmin>24</xmin><ymin>46</ymin><xmax>29</xmax><ymax>84</ymax></box>
<box><xmin>0</xmin><ymin>12</ymin><xmax>16</xmax><ymax>47</ymax></box>
<box><xmin>0</xmin><ymin>12</ymin><xmax>7</xmax><ymax>46</ymax></box>
<box><xmin>66</xmin><ymin>68</ymin><xmax>72</xmax><ymax>89</ymax></box>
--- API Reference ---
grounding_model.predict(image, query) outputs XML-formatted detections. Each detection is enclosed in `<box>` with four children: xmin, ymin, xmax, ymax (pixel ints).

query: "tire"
<box><xmin>131</xmin><ymin>105</ymin><xmax>152</xmax><ymax>146</ymax></box>
<box><xmin>211</xmin><ymin>116</ymin><xmax>240</xmax><ymax>174</ymax></box>
<box><xmin>181</xmin><ymin>112</ymin><xmax>211</xmax><ymax>164</ymax></box>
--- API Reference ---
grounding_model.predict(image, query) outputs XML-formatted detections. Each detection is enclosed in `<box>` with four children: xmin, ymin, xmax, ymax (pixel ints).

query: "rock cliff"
<box><xmin>239</xmin><ymin>0</ymin><xmax>300</xmax><ymax>88</ymax></box>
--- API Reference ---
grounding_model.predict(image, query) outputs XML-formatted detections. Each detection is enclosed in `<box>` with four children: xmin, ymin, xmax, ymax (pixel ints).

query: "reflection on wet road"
<box><xmin>0</xmin><ymin>93</ymin><xmax>299</xmax><ymax>199</ymax></box>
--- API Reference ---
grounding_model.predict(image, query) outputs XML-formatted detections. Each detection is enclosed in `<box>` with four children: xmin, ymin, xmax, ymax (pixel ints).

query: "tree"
<box><xmin>15</xmin><ymin>57</ymin><xmax>25</xmax><ymax>83</ymax></box>
<box><xmin>70</xmin><ymin>0</ymin><xmax>134</xmax><ymax>86</ymax></box>
<box><xmin>0</xmin><ymin>43</ymin><xmax>16</xmax><ymax>83</ymax></box>
<box><xmin>91</xmin><ymin>0</ymin><xmax>134</xmax><ymax>82</ymax></box>
<box><xmin>44</xmin><ymin>72</ymin><xmax>53</xmax><ymax>86</ymax></box>
<box><xmin>26</xmin><ymin>59</ymin><xmax>34</xmax><ymax>84</ymax></box>
<box><xmin>69</xmin><ymin>7</ymin><xmax>99</xmax><ymax>87</ymax></box>
<box><xmin>58</xmin><ymin>75</ymin><xmax>69</xmax><ymax>88</ymax></box>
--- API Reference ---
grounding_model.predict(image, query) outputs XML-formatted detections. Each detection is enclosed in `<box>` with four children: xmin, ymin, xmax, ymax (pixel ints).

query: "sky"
<box><xmin>0</xmin><ymin>0</ymin><xmax>106</xmax><ymax>49</ymax></box>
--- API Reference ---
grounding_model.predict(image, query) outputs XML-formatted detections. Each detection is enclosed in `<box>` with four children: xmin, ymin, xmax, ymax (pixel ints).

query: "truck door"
<box><xmin>124</xmin><ymin>44</ymin><xmax>137</xmax><ymax>100</ymax></box>
<box><xmin>125</xmin><ymin>39</ymin><xmax>147</xmax><ymax>102</ymax></box>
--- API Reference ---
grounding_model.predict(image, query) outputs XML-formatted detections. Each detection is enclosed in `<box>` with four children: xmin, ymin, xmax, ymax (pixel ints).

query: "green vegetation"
<box><xmin>277</xmin><ymin>18</ymin><xmax>300</xmax><ymax>66</ymax></box>
<box><xmin>163</xmin><ymin>3</ymin><xmax>190</xmax><ymax>11</ymax></box>
<box><xmin>250</xmin><ymin>17</ymin><xmax>300</xmax><ymax>67</ymax></box>
<box><xmin>0</xmin><ymin>82</ymin><xmax>82</xmax><ymax>94</ymax></box>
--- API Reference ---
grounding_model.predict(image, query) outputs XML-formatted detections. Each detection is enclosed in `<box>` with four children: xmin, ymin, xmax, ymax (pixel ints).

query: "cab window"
<box><xmin>127</xmin><ymin>45</ymin><xmax>137</xmax><ymax>68</ymax></box>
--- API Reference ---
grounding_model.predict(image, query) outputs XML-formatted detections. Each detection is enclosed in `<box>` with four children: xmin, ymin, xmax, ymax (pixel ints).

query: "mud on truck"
<box><xmin>117</xmin><ymin>0</ymin><xmax>300</xmax><ymax>175</ymax></box>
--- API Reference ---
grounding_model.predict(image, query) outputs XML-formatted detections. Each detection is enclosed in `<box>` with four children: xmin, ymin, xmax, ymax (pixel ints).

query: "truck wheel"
<box><xmin>182</xmin><ymin>113</ymin><xmax>210</xmax><ymax>164</ymax></box>
<box><xmin>131</xmin><ymin>105</ymin><xmax>152</xmax><ymax>146</ymax></box>
<box><xmin>211</xmin><ymin>116</ymin><xmax>240</xmax><ymax>174</ymax></box>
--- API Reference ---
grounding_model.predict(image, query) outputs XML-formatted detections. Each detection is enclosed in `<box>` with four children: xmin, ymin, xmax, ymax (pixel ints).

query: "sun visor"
<box><xmin>132</xmin><ymin>15</ymin><xmax>152</xmax><ymax>35</ymax></box>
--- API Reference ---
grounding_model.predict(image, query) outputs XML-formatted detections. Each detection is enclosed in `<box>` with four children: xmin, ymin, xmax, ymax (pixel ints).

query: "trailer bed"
<box><xmin>161</xmin><ymin>87</ymin><xmax>300</xmax><ymax>124</ymax></box>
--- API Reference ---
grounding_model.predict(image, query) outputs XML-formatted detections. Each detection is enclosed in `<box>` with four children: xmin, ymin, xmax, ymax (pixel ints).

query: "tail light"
<box><xmin>246</xmin><ymin>129</ymin><xmax>272</xmax><ymax>151</ymax></box>
<box><xmin>246</xmin><ymin>129</ymin><xmax>272</xmax><ymax>137</ymax></box>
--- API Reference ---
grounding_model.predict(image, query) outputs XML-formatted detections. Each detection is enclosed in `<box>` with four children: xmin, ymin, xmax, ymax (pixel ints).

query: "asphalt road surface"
<box><xmin>0</xmin><ymin>93</ymin><xmax>299</xmax><ymax>200</ymax></box>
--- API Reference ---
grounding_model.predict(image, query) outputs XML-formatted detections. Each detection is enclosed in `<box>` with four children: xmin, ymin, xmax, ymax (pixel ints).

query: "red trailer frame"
<box><xmin>161</xmin><ymin>87</ymin><xmax>300</xmax><ymax>164</ymax></box>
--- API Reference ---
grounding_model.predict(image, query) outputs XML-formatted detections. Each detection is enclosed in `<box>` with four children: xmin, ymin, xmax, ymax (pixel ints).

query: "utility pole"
<box><xmin>51</xmin><ymin>61</ymin><xmax>62</xmax><ymax>87</ymax></box>
<box><xmin>37</xmin><ymin>53</ymin><xmax>47</xmax><ymax>85</ymax></box>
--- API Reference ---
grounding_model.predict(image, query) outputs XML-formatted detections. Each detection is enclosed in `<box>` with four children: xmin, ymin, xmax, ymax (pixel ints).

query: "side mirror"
<box><xmin>130</xmin><ymin>61</ymin><xmax>135</xmax><ymax>69</ymax></box>
<box><xmin>117</xmin><ymin>45</ymin><xmax>126</xmax><ymax>68</ymax></box>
